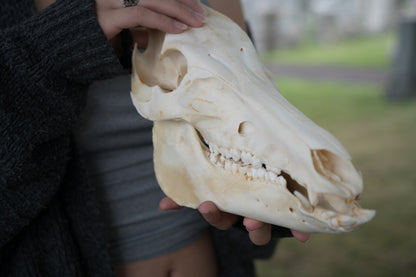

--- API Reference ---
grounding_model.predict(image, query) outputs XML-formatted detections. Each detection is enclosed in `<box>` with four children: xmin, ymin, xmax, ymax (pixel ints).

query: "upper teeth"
<box><xmin>205</xmin><ymin>140</ymin><xmax>286</xmax><ymax>186</ymax></box>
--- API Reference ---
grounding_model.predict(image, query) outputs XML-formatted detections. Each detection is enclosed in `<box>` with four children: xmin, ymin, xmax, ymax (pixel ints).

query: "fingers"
<box><xmin>198</xmin><ymin>201</ymin><xmax>238</xmax><ymax>230</ymax></box>
<box><xmin>158</xmin><ymin>196</ymin><xmax>183</xmax><ymax>210</ymax></box>
<box><xmin>291</xmin><ymin>230</ymin><xmax>311</xmax><ymax>243</ymax></box>
<box><xmin>243</xmin><ymin>218</ymin><xmax>272</xmax><ymax>246</ymax></box>
<box><xmin>130</xmin><ymin>28</ymin><xmax>149</xmax><ymax>49</ymax></box>
<box><xmin>159</xmin><ymin>198</ymin><xmax>311</xmax><ymax>246</ymax></box>
<box><xmin>138</xmin><ymin>0</ymin><xmax>206</xmax><ymax>28</ymax></box>
<box><xmin>117</xmin><ymin>6</ymin><xmax>189</xmax><ymax>34</ymax></box>
<box><xmin>96</xmin><ymin>0</ymin><xmax>206</xmax><ymax>40</ymax></box>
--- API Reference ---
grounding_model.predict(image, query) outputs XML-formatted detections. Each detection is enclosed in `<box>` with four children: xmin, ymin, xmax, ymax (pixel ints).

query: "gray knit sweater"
<box><xmin>0</xmin><ymin>0</ymin><xmax>125</xmax><ymax>275</ymax></box>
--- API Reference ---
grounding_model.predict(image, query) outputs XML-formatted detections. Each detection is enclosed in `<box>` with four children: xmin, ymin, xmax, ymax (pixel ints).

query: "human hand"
<box><xmin>95</xmin><ymin>0</ymin><xmax>206</xmax><ymax>41</ymax></box>
<box><xmin>159</xmin><ymin>197</ymin><xmax>311</xmax><ymax>245</ymax></box>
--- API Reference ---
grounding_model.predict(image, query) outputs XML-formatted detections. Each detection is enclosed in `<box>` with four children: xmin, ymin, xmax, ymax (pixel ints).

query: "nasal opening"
<box><xmin>311</xmin><ymin>149</ymin><xmax>362</xmax><ymax>187</ymax></box>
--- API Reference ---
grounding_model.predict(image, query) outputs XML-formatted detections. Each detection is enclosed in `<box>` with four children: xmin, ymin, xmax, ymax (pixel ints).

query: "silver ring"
<box><xmin>121</xmin><ymin>0</ymin><xmax>139</xmax><ymax>7</ymax></box>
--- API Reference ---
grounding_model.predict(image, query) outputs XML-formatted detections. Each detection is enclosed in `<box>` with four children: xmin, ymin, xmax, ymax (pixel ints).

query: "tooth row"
<box><xmin>206</xmin><ymin>140</ymin><xmax>286</xmax><ymax>186</ymax></box>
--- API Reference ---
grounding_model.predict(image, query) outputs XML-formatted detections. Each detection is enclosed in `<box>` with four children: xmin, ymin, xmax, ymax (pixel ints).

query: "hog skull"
<box><xmin>130</xmin><ymin>7</ymin><xmax>375</xmax><ymax>233</ymax></box>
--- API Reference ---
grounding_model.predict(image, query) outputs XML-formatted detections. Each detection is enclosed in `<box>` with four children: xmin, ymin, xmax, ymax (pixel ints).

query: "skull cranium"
<box><xmin>130</xmin><ymin>7</ymin><xmax>375</xmax><ymax>233</ymax></box>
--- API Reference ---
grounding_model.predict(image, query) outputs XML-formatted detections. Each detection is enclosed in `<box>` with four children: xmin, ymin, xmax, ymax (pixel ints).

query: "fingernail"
<box><xmin>174</xmin><ymin>21</ymin><xmax>188</xmax><ymax>31</ymax></box>
<box><xmin>199</xmin><ymin>206</ymin><xmax>209</xmax><ymax>215</ymax></box>
<box><xmin>193</xmin><ymin>11</ymin><xmax>205</xmax><ymax>23</ymax></box>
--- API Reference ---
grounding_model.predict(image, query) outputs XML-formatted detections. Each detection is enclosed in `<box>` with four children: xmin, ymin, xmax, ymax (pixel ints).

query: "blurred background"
<box><xmin>237</xmin><ymin>0</ymin><xmax>416</xmax><ymax>276</ymax></box>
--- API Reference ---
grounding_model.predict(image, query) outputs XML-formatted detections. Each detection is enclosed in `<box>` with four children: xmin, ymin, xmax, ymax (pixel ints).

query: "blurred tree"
<box><xmin>387</xmin><ymin>0</ymin><xmax>416</xmax><ymax>99</ymax></box>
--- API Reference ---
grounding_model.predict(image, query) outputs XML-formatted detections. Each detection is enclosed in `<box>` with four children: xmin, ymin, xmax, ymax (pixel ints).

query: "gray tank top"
<box><xmin>75</xmin><ymin>75</ymin><xmax>208</xmax><ymax>263</ymax></box>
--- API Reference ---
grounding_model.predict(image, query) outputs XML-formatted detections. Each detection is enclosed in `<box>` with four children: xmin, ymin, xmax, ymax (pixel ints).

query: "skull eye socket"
<box><xmin>238</xmin><ymin>121</ymin><xmax>255</xmax><ymax>136</ymax></box>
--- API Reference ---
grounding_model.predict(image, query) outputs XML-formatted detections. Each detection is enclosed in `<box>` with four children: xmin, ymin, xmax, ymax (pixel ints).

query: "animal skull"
<box><xmin>130</xmin><ymin>7</ymin><xmax>375</xmax><ymax>233</ymax></box>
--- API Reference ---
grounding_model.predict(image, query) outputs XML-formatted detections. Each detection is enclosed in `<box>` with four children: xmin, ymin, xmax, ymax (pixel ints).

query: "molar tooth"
<box><xmin>257</xmin><ymin>168</ymin><xmax>266</xmax><ymax>179</ymax></box>
<box><xmin>211</xmin><ymin>144</ymin><xmax>219</xmax><ymax>154</ymax></box>
<box><xmin>225</xmin><ymin>149</ymin><xmax>232</xmax><ymax>159</ymax></box>
<box><xmin>276</xmin><ymin>176</ymin><xmax>287</xmax><ymax>186</ymax></box>
<box><xmin>239</xmin><ymin>166</ymin><xmax>247</xmax><ymax>173</ymax></box>
<box><xmin>252</xmin><ymin>158</ymin><xmax>261</xmax><ymax>169</ymax></box>
<box><xmin>246</xmin><ymin>168</ymin><xmax>253</xmax><ymax>177</ymax></box>
<box><xmin>230</xmin><ymin>149</ymin><xmax>240</xmax><ymax>161</ymax></box>
<box><xmin>266</xmin><ymin>172</ymin><xmax>275</xmax><ymax>182</ymax></box>
<box><xmin>209</xmin><ymin>153</ymin><xmax>217</xmax><ymax>164</ymax></box>
<box><xmin>252</xmin><ymin>169</ymin><xmax>258</xmax><ymax>179</ymax></box>
<box><xmin>224</xmin><ymin>160</ymin><xmax>232</xmax><ymax>170</ymax></box>
<box><xmin>231</xmin><ymin>164</ymin><xmax>238</xmax><ymax>174</ymax></box>
<box><xmin>241</xmin><ymin>151</ymin><xmax>250</xmax><ymax>164</ymax></box>
<box><xmin>219</xmin><ymin>147</ymin><xmax>226</xmax><ymax>157</ymax></box>
<box><xmin>219</xmin><ymin>155</ymin><xmax>226</xmax><ymax>164</ymax></box>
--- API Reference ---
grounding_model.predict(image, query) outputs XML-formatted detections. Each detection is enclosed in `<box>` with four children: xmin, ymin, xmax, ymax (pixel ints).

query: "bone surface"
<box><xmin>130</xmin><ymin>6</ymin><xmax>375</xmax><ymax>233</ymax></box>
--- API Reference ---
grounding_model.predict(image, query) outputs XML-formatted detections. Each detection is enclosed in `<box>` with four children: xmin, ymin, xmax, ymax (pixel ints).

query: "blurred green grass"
<box><xmin>255</xmin><ymin>77</ymin><xmax>416</xmax><ymax>276</ymax></box>
<box><xmin>261</xmin><ymin>33</ymin><xmax>394</xmax><ymax>69</ymax></box>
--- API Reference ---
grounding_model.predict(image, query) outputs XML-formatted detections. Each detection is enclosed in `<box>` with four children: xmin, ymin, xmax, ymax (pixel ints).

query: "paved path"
<box><xmin>265</xmin><ymin>64</ymin><xmax>390</xmax><ymax>85</ymax></box>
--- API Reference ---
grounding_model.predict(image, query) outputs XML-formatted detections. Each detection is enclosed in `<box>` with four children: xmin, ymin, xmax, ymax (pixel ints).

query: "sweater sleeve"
<box><xmin>0</xmin><ymin>0</ymin><xmax>126</xmax><ymax>246</ymax></box>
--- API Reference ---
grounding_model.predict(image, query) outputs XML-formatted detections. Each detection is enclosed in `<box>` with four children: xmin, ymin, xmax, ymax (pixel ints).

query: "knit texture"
<box><xmin>0</xmin><ymin>0</ymin><xmax>125</xmax><ymax>275</ymax></box>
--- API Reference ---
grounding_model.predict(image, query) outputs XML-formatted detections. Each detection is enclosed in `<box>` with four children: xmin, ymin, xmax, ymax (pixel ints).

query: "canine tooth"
<box><xmin>325</xmin><ymin>194</ymin><xmax>348</xmax><ymax>213</ymax></box>
<box><xmin>294</xmin><ymin>190</ymin><xmax>313</xmax><ymax>211</ymax></box>
<box><xmin>309</xmin><ymin>190</ymin><xmax>320</xmax><ymax>206</ymax></box>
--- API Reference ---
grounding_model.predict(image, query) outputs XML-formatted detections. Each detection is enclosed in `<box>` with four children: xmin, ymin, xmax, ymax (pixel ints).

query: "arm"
<box><xmin>208</xmin><ymin>0</ymin><xmax>248</xmax><ymax>32</ymax></box>
<box><xmin>0</xmin><ymin>0</ymin><xmax>125</xmax><ymax>247</ymax></box>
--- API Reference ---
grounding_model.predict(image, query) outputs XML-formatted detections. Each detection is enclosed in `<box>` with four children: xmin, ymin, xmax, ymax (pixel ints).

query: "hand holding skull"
<box><xmin>159</xmin><ymin>197</ymin><xmax>310</xmax><ymax>245</ymax></box>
